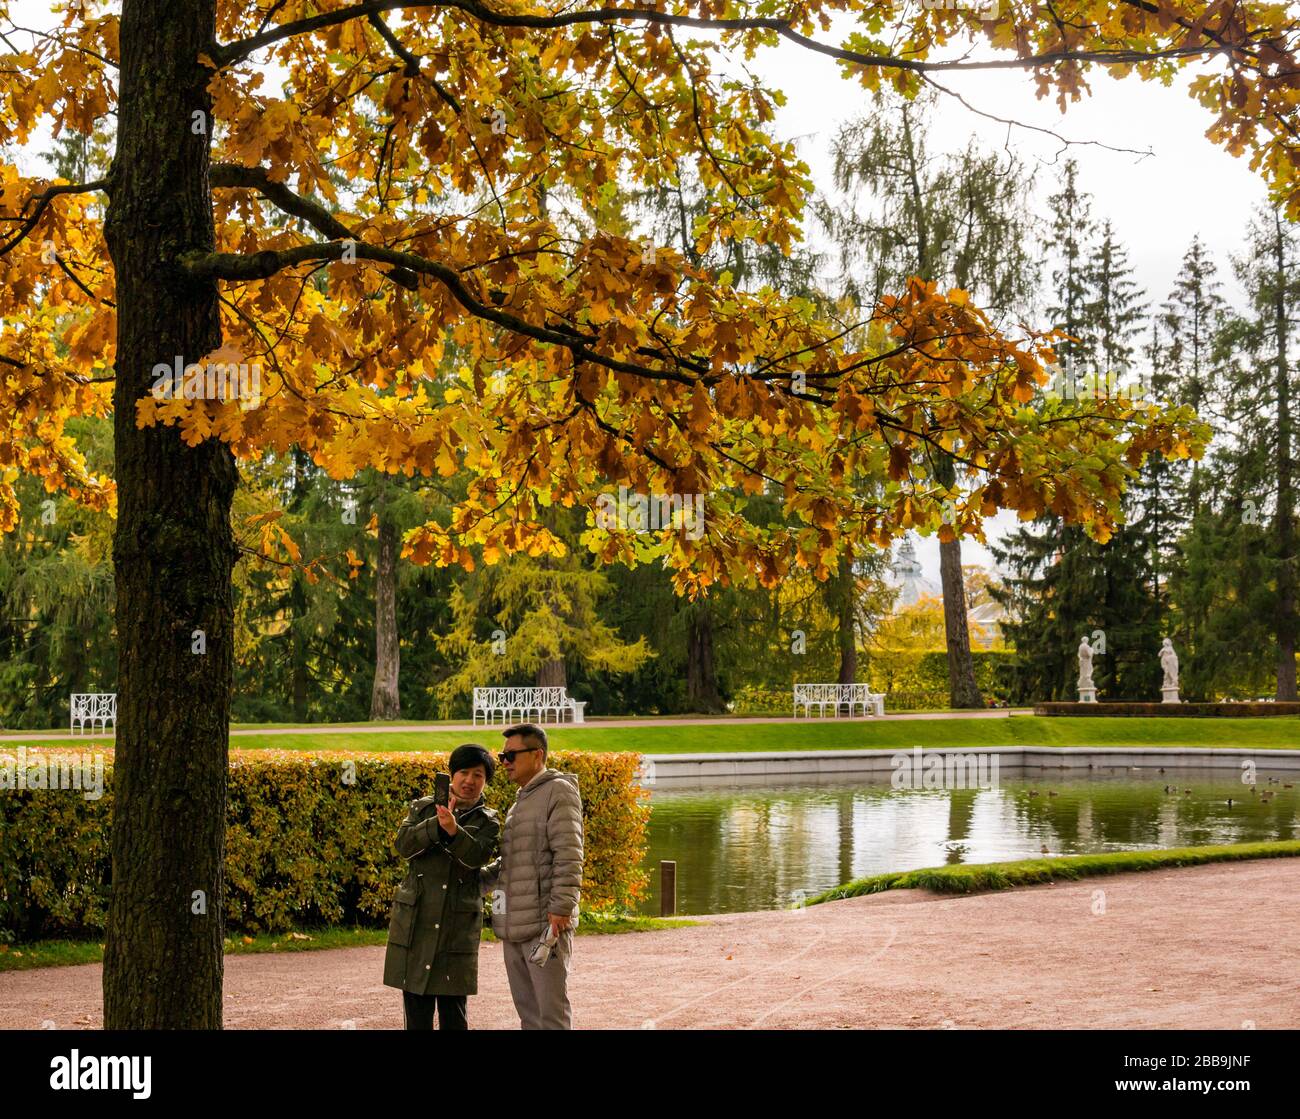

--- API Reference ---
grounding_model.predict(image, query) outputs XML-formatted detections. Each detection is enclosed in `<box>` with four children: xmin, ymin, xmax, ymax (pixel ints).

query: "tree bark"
<box><xmin>686</xmin><ymin>605</ymin><xmax>725</xmax><ymax>713</ymax></box>
<box><xmin>1273</xmin><ymin>209</ymin><xmax>1298</xmax><ymax>700</ymax></box>
<box><xmin>369</xmin><ymin>517</ymin><xmax>401</xmax><ymax>719</ymax></box>
<box><xmin>289</xmin><ymin>572</ymin><xmax>309</xmax><ymax>721</ymax></box>
<box><xmin>536</xmin><ymin>657</ymin><xmax>567</xmax><ymax>687</ymax></box>
<box><xmin>834</xmin><ymin>554</ymin><xmax>857</xmax><ymax>684</ymax></box>
<box><xmin>288</xmin><ymin>449</ymin><xmax>311</xmax><ymax>721</ymax></box>
<box><xmin>933</xmin><ymin>453</ymin><xmax>984</xmax><ymax>709</ymax></box>
<box><xmin>939</xmin><ymin>537</ymin><xmax>985</xmax><ymax>708</ymax></box>
<box><xmin>102</xmin><ymin>0</ymin><xmax>233</xmax><ymax>1028</ymax></box>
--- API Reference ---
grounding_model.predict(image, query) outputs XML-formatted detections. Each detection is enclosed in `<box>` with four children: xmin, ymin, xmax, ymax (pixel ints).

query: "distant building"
<box><xmin>967</xmin><ymin>599</ymin><xmax>1005</xmax><ymax>650</ymax></box>
<box><xmin>889</xmin><ymin>537</ymin><xmax>940</xmax><ymax>606</ymax></box>
<box><xmin>888</xmin><ymin>535</ymin><xmax>1004</xmax><ymax>648</ymax></box>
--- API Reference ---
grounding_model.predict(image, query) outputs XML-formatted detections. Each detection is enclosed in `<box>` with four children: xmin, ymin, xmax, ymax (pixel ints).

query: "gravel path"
<box><xmin>3</xmin><ymin>859</ymin><xmax>1296</xmax><ymax>1030</ymax></box>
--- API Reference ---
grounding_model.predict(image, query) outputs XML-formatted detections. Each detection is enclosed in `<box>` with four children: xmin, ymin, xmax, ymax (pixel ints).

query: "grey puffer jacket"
<box><xmin>480</xmin><ymin>769</ymin><xmax>583</xmax><ymax>942</ymax></box>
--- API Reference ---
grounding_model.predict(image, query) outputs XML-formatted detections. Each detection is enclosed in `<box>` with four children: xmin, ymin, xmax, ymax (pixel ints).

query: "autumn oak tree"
<box><xmin>2</xmin><ymin>0</ymin><xmax>1295</xmax><ymax>1027</ymax></box>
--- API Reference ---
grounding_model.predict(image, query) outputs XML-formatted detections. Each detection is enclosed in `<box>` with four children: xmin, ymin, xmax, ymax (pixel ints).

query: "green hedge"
<box><xmin>867</xmin><ymin>651</ymin><xmax>1014</xmax><ymax>702</ymax></box>
<box><xmin>0</xmin><ymin>748</ymin><xmax>649</xmax><ymax>942</ymax></box>
<box><xmin>1034</xmin><ymin>701</ymin><xmax>1300</xmax><ymax>717</ymax></box>
<box><xmin>805</xmin><ymin>840</ymin><xmax>1300</xmax><ymax>904</ymax></box>
<box><xmin>728</xmin><ymin>652</ymin><xmax>1014</xmax><ymax>714</ymax></box>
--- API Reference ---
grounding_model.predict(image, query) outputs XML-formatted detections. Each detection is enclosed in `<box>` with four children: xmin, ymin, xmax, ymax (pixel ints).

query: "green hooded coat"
<box><xmin>383</xmin><ymin>794</ymin><xmax>500</xmax><ymax>996</ymax></box>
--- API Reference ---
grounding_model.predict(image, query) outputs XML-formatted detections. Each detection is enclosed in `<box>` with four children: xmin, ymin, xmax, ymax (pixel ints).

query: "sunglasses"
<box><xmin>498</xmin><ymin>746</ymin><xmax>542</xmax><ymax>764</ymax></box>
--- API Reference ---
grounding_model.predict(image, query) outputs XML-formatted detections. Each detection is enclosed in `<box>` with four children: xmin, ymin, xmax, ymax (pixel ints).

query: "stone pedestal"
<box><xmin>1078</xmin><ymin>688</ymin><xmax>1097</xmax><ymax>703</ymax></box>
<box><xmin>1161</xmin><ymin>687</ymin><xmax>1180</xmax><ymax>705</ymax></box>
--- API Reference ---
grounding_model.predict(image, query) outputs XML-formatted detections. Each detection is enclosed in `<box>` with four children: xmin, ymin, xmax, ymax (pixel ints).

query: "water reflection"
<box><xmin>639</xmin><ymin>767</ymin><xmax>1300</xmax><ymax>915</ymax></box>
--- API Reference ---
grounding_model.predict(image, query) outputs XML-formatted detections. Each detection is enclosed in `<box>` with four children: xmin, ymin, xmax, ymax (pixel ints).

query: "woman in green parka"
<box><xmin>384</xmin><ymin>743</ymin><xmax>500</xmax><ymax>1030</ymax></box>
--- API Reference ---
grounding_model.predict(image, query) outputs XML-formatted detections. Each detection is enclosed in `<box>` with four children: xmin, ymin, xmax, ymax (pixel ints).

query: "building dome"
<box><xmin>889</xmin><ymin>536</ymin><xmax>941</xmax><ymax>606</ymax></box>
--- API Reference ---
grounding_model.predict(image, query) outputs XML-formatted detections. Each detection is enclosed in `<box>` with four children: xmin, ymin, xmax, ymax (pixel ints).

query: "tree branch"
<box><xmin>212</xmin><ymin>0</ymin><xmax>1267</xmax><ymax>73</ymax></box>
<box><xmin>364</xmin><ymin>9</ymin><xmax>463</xmax><ymax>114</ymax></box>
<box><xmin>209</xmin><ymin>163</ymin><xmax>419</xmax><ymax>289</ymax></box>
<box><xmin>178</xmin><ymin>238</ymin><xmax>705</xmax><ymax>385</ymax></box>
<box><xmin>0</xmin><ymin>178</ymin><xmax>111</xmax><ymax>258</ymax></box>
<box><xmin>0</xmin><ymin>353</ymin><xmax>114</xmax><ymax>383</ymax></box>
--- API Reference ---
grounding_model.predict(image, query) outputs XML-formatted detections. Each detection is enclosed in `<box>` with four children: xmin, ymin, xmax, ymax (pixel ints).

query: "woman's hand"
<box><xmin>435</xmin><ymin>795</ymin><xmax>458</xmax><ymax>836</ymax></box>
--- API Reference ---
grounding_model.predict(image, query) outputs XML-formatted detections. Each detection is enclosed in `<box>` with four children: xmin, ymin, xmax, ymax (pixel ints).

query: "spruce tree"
<box><xmin>1195</xmin><ymin>207</ymin><xmax>1300</xmax><ymax>698</ymax></box>
<box><xmin>1161</xmin><ymin>236</ymin><xmax>1231</xmax><ymax>520</ymax></box>
<box><xmin>1044</xmin><ymin>159</ymin><xmax>1094</xmax><ymax>384</ymax></box>
<box><xmin>1086</xmin><ymin>220</ymin><xmax>1148</xmax><ymax>385</ymax></box>
<box><xmin>994</xmin><ymin>176</ymin><xmax>1165</xmax><ymax>700</ymax></box>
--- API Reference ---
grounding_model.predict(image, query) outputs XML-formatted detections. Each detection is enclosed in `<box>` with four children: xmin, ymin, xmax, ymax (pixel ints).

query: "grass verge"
<box><xmin>804</xmin><ymin>839</ymin><xmax>1300</xmax><ymax>906</ymax></box>
<box><xmin>9</xmin><ymin>715</ymin><xmax>1300</xmax><ymax>753</ymax></box>
<box><xmin>0</xmin><ymin>914</ymin><xmax>698</xmax><ymax>974</ymax></box>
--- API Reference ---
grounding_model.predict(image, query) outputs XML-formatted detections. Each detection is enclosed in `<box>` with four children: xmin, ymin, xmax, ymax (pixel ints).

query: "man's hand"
<box><xmin>435</xmin><ymin>795</ymin><xmax>458</xmax><ymax>836</ymax></box>
<box><xmin>548</xmin><ymin>913</ymin><xmax>571</xmax><ymax>936</ymax></box>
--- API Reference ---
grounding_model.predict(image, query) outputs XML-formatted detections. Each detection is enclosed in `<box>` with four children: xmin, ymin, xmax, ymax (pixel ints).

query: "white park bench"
<box><xmin>70</xmin><ymin>692</ymin><xmax>117</xmax><ymax>734</ymax></box>
<box><xmin>793</xmin><ymin>683</ymin><xmax>885</xmax><ymax>718</ymax></box>
<box><xmin>472</xmin><ymin>686</ymin><xmax>586</xmax><ymax>726</ymax></box>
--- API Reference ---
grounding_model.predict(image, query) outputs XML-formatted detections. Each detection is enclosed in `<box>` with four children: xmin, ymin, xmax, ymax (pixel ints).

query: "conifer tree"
<box><xmin>821</xmin><ymin>91</ymin><xmax>1041</xmax><ymax>706</ymax></box>
<box><xmin>994</xmin><ymin>186</ymin><xmax>1167</xmax><ymax>699</ymax></box>
<box><xmin>1186</xmin><ymin>208</ymin><xmax>1300</xmax><ymax>698</ymax></box>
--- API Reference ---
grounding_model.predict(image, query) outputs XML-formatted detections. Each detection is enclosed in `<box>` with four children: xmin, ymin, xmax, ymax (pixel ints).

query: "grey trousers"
<box><xmin>502</xmin><ymin>928</ymin><xmax>574</xmax><ymax>1030</ymax></box>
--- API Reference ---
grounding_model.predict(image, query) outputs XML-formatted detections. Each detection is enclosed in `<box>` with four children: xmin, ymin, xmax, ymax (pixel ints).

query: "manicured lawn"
<box><xmin>0</xmin><ymin>913</ymin><xmax>699</xmax><ymax>974</ymax></box>
<box><xmin>7</xmin><ymin>715</ymin><xmax>1300</xmax><ymax>753</ymax></box>
<box><xmin>805</xmin><ymin>839</ymin><xmax>1300</xmax><ymax>904</ymax></box>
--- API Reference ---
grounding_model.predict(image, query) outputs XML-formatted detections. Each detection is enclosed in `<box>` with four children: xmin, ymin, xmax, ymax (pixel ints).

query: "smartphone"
<box><xmin>434</xmin><ymin>772</ymin><xmax>450</xmax><ymax>808</ymax></box>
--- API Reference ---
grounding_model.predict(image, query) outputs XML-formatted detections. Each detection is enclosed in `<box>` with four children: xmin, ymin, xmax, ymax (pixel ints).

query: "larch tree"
<box><xmin>821</xmin><ymin>91</ymin><xmax>1041</xmax><ymax>707</ymax></box>
<box><xmin>435</xmin><ymin>545</ymin><xmax>651</xmax><ymax>707</ymax></box>
<box><xmin>0</xmin><ymin>0</ymin><xmax>1293</xmax><ymax>1028</ymax></box>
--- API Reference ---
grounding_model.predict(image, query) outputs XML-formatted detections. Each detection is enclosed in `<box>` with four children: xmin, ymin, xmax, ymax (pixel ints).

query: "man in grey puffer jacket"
<box><xmin>480</xmin><ymin>722</ymin><xmax>584</xmax><ymax>1029</ymax></box>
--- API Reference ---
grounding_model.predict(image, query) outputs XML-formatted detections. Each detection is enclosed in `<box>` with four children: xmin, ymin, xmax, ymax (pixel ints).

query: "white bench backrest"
<box><xmin>473</xmin><ymin>686</ymin><xmax>572</xmax><ymax>708</ymax></box>
<box><xmin>793</xmin><ymin>684</ymin><xmax>880</xmax><ymax>701</ymax></box>
<box><xmin>70</xmin><ymin>693</ymin><xmax>116</xmax><ymax>728</ymax></box>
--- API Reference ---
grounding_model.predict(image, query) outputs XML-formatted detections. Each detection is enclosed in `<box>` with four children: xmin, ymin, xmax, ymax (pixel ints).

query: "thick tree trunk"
<box><xmin>369</xmin><ymin>517</ymin><xmax>401</xmax><ymax>719</ymax></box>
<box><xmin>939</xmin><ymin>537</ymin><xmax>984</xmax><ymax>708</ymax></box>
<box><xmin>102</xmin><ymin>0</ymin><xmax>233</xmax><ymax>1028</ymax></box>
<box><xmin>686</xmin><ymin>605</ymin><xmax>725</xmax><ymax>713</ymax></box>
<box><xmin>289</xmin><ymin>573</ymin><xmax>309</xmax><ymax>721</ymax></box>
<box><xmin>834</xmin><ymin>554</ymin><xmax>857</xmax><ymax>684</ymax></box>
<box><xmin>536</xmin><ymin>657</ymin><xmax>567</xmax><ymax>687</ymax></box>
<box><xmin>289</xmin><ymin>449</ymin><xmax>311</xmax><ymax>721</ymax></box>
<box><xmin>933</xmin><ymin>453</ymin><xmax>984</xmax><ymax>709</ymax></box>
<box><xmin>1273</xmin><ymin>211</ymin><xmax>1298</xmax><ymax>701</ymax></box>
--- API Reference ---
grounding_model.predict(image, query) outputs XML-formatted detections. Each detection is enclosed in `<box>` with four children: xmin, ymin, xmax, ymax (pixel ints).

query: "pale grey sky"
<box><xmin>746</xmin><ymin>41</ymin><xmax>1266</xmax><ymax>580</ymax></box>
<box><xmin>6</xmin><ymin>3</ymin><xmax>1270</xmax><ymax>581</ymax></box>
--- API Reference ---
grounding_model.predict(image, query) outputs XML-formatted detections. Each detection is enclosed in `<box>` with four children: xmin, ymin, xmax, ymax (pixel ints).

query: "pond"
<box><xmin>636</xmin><ymin>766</ymin><xmax>1300</xmax><ymax>915</ymax></box>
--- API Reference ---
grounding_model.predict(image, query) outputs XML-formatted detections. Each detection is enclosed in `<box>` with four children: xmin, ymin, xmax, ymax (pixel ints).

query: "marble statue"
<box><xmin>1159</xmin><ymin>638</ymin><xmax>1180</xmax><ymax>703</ymax></box>
<box><xmin>1077</xmin><ymin>636</ymin><xmax>1096</xmax><ymax>702</ymax></box>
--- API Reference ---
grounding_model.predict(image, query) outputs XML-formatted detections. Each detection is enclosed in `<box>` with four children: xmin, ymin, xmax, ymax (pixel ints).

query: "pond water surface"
<box><xmin>637</xmin><ymin>766</ymin><xmax>1300</xmax><ymax>915</ymax></box>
